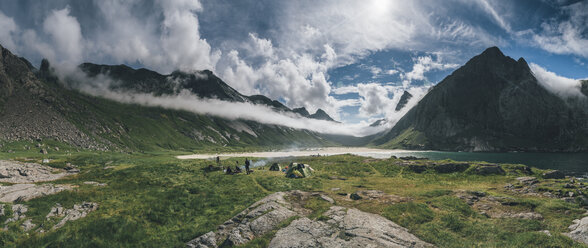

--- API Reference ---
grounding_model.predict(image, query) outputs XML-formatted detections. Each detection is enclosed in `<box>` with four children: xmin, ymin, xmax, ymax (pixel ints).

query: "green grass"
<box><xmin>0</xmin><ymin>151</ymin><xmax>586</xmax><ymax>247</ymax></box>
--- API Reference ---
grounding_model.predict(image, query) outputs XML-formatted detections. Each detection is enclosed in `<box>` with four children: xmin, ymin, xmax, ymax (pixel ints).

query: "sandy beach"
<box><xmin>176</xmin><ymin>147</ymin><xmax>418</xmax><ymax>160</ymax></box>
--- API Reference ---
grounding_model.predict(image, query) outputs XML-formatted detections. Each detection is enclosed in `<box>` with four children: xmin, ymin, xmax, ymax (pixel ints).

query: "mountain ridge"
<box><xmin>375</xmin><ymin>46</ymin><xmax>588</xmax><ymax>152</ymax></box>
<box><xmin>0</xmin><ymin>44</ymin><xmax>339</xmax><ymax>151</ymax></box>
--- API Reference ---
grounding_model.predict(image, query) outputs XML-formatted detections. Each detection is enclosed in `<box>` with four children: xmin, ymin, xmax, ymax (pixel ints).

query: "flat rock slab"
<box><xmin>0</xmin><ymin>160</ymin><xmax>72</xmax><ymax>183</ymax></box>
<box><xmin>187</xmin><ymin>191</ymin><xmax>434</xmax><ymax>248</ymax></box>
<box><xmin>566</xmin><ymin>216</ymin><xmax>588</xmax><ymax>244</ymax></box>
<box><xmin>270</xmin><ymin>206</ymin><xmax>434</xmax><ymax>248</ymax></box>
<box><xmin>0</xmin><ymin>183</ymin><xmax>72</xmax><ymax>202</ymax></box>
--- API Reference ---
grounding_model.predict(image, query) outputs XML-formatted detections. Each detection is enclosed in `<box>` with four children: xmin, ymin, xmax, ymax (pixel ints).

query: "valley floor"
<box><xmin>0</xmin><ymin>149</ymin><xmax>587</xmax><ymax>247</ymax></box>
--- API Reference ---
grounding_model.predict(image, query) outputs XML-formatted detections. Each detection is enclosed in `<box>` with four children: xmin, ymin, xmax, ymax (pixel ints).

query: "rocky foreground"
<box><xmin>0</xmin><ymin>160</ymin><xmax>99</xmax><ymax>232</ymax></box>
<box><xmin>187</xmin><ymin>190</ymin><xmax>434</xmax><ymax>248</ymax></box>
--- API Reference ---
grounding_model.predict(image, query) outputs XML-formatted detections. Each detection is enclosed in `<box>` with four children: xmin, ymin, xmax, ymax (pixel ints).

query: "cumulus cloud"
<box><xmin>530</xmin><ymin>63</ymin><xmax>586</xmax><ymax>99</ymax></box>
<box><xmin>333</xmin><ymin>83</ymin><xmax>429</xmax><ymax>127</ymax></box>
<box><xmin>0</xmin><ymin>0</ymin><xmax>511</xmax><ymax>124</ymax></box>
<box><xmin>0</xmin><ymin>11</ymin><xmax>17</xmax><ymax>52</ymax></box>
<box><xmin>401</xmin><ymin>55</ymin><xmax>459</xmax><ymax>87</ymax></box>
<box><xmin>43</xmin><ymin>7</ymin><xmax>84</xmax><ymax>65</ymax></box>
<box><xmin>357</xmin><ymin>83</ymin><xmax>393</xmax><ymax>117</ymax></box>
<box><xmin>217</xmin><ymin>36</ymin><xmax>342</xmax><ymax>119</ymax></box>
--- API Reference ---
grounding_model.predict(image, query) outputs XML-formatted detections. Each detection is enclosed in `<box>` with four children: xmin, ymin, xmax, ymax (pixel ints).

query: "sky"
<box><xmin>0</xmin><ymin>0</ymin><xmax>587</xmax><ymax>125</ymax></box>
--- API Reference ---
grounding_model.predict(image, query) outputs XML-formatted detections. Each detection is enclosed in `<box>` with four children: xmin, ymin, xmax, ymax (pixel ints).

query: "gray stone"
<box><xmin>475</xmin><ymin>165</ymin><xmax>505</xmax><ymax>175</ymax></box>
<box><xmin>543</xmin><ymin>170</ymin><xmax>565</xmax><ymax>179</ymax></box>
<box><xmin>516</xmin><ymin>177</ymin><xmax>538</xmax><ymax>185</ymax></box>
<box><xmin>269</xmin><ymin>206</ymin><xmax>435</xmax><ymax>248</ymax></box>
<box><xmin>0</xmin><ymin>160</ymin><xmax>73</xmax><ymax>183</ymax></box>
<box><xmin>566</xmin><ymin>216</ymin><xmax>588</xmax><ymax>244</ymax></box>
<box><xmin>0</xmin><ymin>183</ymin><xmax>73</xmax><ymax>202</ymax></box>
<box><xmin>186</xmin><ymin>192</ymin><xmax>297</xmax><ymax>248</ymax></box>
<box><xmin>186</xmin><ymin>191</ymin><xmax>431</xmax><ymax>248</ymax></box>
<box><xmin>5</xmin><ymin>204</ymin><xmax>28</xmax><ymax>223</ymax></box>
<box><xmin>320</xmin><ymin>195</ymin><xmax>334</xmax><ymax>204</ymax></box>
<box><xmin>21</xmin><ymin>219</ymin><xmax>36</xmax><ymax>231</ymax></box>
<box><xmin>47</xmin><ymin>202</ymin><xmax>99</xmax><ymax>230</ymax></box>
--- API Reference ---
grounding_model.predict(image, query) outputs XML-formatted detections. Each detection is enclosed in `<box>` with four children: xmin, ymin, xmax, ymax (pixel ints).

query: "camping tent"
<box><xmin>269</xmin><ymin>163</ymin><xmax>281</xmax><ymax>171</ymax></box>
<box><xmin>285</xmin><ymin>163</ymin><xmax>313</xmax><ymax>178</ymax></box>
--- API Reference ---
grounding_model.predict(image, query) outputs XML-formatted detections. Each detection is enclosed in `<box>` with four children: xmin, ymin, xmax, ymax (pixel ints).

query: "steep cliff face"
<box><xmin>376</xmin><ymin>47</ymin><xmax>588</xmax><ymax>152</ymax></box>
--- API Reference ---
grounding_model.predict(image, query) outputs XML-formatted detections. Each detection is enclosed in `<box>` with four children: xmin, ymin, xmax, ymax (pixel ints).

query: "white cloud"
<box><xmin>65</xmin><ymin>70</ymin><xmax>385</xmax><ymax>137</ymax></box>
<box><xmin>529</xmin><ymin>63</ymin><xmax>586</xmax><ymax>99</ymax></box>
<box><xmin>401</xmin><ymin>55</ymin><xmax>459</xmax><ymax>87</ymax></box>
<box><xmin>530</xmin><ymin>1</ymin><xmax>588</xmax><ymax>58</ymax></box>
<box><xmin>0</xmin><ymin>11</ymin><xmax>18</xmax><ymax>52</ymax></box>
<box><xmin>43</xmin><ymin>7</ymin><xmax>84</xmax><ymax>65</ymax></box>
<box><xmin>357</xmin><ymin>83</ymin><xmax>393</xmax><ymax>117</ymax></box>
<box><xmin>386</xmin><ymin>69</ymin><xmax>399</xmax><ymax>75</ymax></box>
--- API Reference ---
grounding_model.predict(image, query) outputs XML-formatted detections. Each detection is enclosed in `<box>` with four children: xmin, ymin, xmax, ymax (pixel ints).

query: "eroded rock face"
<box><xmin>270</xmin><ymin>206</ymin><xmax>434</xmax><ymax>248</ymax></box>
<box><xmin>187</xmin><ymin>192</ymin><xmax>298</xmax><ymax>247</ymax></box>
<box><xmin>46</xmin><ymin>202</ymin><xmax>99</xmax><ymax>230</ymax></box>
<box><xmin>186</xmin><ymin>191</ymin><xmax>433</xmax><ymax>248</ymax></box>
<box><xmin>0</xmin><ymin>183</ymin><xmax>72</xmax><ymax>202</ymax></box>
<box><xmin>565</xmin><ymin>216</ymin><xmax>588</xmax><ymax>244</ymax></box>
<box><xmin>0</xmin><ymin>160</ymin><xmax>73</xmax><ymax>183</ymax></box>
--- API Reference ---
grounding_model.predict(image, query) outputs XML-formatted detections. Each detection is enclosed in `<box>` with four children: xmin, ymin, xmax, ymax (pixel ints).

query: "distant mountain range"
<box><xmin>2</xmin><ymin>44</ymin><xmax>587</xmax><ymax>152</ymax></box>
<box><xmin>0</xmin><ymin>44</ymin><xmax>339</xmax><ymax>152</ymax></box>
<box><xmin>374</xmin><ymin>47</ymin><xmax>588</xmax><ymax>152</ymax></box>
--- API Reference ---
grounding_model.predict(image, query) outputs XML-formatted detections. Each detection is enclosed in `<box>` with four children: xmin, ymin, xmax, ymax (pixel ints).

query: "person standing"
<box><xmin>245</xmin><ymin>158</ymin><xmax>251</xmax><ymax>175</ymax></box>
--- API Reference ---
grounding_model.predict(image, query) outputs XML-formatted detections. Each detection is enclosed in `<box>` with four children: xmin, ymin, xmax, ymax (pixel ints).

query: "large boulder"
<box><xmin>474</xmin><ymin>164</ymin><xmax>505</xmax><ymax>175</ymax></box>
<box><xmin>433</xmin><ymin>163</ymin><xmax>470</xmax><ymax>173</ymax></box>
<box><xmin>186</xmin><ymin>191</ymin><xmax>432</xmax><ymax>248</ymax></box>
<box><xmin>566</xmin><ymin>216</ymin><xmax>588</xmax><ymax>245</ymax></box>
<box><xmin>543</xmin><ymin>170</ymin><xmax>565</xmax><ymax>179</ymax></box>
<box><xmin>269</xmin><ymin>206</ymin><xmax>435</xmax><ymax>248</ymax></box>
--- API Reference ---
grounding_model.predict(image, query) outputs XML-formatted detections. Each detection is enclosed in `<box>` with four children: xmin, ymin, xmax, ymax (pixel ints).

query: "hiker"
<box><xmin>225</xmin><ymin>166</ymin><xmax>233</xmax><ymax>175</ymax></box>
<box><xmin>245</xmin><ymin>158</ymin><xmax>251</xmax><ymax>175</ymax></box>
<box><xmin>235</xmin><ymin>166</ymin><xmax>242</xmax><ymax>173</ymax></box>
<box><xmin>216</xmin><ymin>156</ymin><xmax>220</xmax><ymax>166</ymax></box>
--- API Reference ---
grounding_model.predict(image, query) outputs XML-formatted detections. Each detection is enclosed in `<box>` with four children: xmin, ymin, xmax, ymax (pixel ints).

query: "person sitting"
<box><xmin>225</xmin><ymin>166</ymin><xmax>233</xmax><ymax>175</ymax></box>
<box><xmin>235</xmin><ymin>166</ymin><xmax>242</xmax><ymax>173</ymax></box>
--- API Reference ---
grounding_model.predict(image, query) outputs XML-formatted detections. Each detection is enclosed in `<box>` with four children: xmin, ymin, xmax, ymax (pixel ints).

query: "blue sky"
<box><xmin>0</xmin><ymin>0</ymin><xmax>587</xmax><ymax>124</ymax></box>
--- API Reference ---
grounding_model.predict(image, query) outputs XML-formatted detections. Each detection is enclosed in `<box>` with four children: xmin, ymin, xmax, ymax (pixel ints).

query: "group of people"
<box><xmin>218</xmin><ymin>156</ymin><xmax>252</xmax><ymax>175</ymax></box>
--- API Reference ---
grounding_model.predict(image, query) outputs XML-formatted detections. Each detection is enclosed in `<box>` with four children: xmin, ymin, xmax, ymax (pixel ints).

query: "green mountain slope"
<box><xmin>0</xmin><ymin>44</ymin><xmax>333</xmax><ymax>152</ymax></box>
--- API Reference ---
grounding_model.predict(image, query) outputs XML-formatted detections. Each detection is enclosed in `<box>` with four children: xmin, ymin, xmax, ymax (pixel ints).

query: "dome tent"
<box><xmin>285</xmin><ymin>163</ymin><xmax>313</xmax><ymax>178</ymax></box>
<box><xmin>269</xmin><ymin>163</ymin><xmax>281</xmax><ymax>171</ymax></box>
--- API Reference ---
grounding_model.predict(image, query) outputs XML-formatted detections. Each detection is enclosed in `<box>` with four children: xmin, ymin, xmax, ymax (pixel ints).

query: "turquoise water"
<box><xmin>374</xmin><ymin>151</ymin><xmax>588</xmax><ymax>176</ymax></box>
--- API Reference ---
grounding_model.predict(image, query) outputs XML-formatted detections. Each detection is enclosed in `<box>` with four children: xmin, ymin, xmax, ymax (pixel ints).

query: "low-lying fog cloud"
<box><xmin>64</xmin><ymin>69</ymin><xmax>395</xmax><ymax>137</ymax></box>
<box><xmin>530</xmin><ymin>63</ymin><xmax>587</xmax><ymax>99</ymax></box>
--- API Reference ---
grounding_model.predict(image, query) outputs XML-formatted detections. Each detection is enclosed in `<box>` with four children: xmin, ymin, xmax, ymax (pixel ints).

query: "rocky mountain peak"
<box><xmin>293</xmin><ymin>107</ymin><xmax>310</xmax><ymax>117</ymax></box>
<box><xmin>309</xmin><ymin>109</ymin><xmax>336</xmax><ymax>122</ymax></box>
<box><xmin>395</xmin><ymin>91</ymin><xmax>413</xmax><ymax>111</ymax></box>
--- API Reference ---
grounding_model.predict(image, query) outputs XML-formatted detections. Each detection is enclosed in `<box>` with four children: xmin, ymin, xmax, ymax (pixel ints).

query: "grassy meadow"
<box><xmin>0</xmin><ymin>148</ymin><xmax>586</xmax><ymax>247</ymax></box>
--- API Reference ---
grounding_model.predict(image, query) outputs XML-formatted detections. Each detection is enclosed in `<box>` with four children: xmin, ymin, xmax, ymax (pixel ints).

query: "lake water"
<box><xmin>177</xmin><ymin>147</ymin><xmax>588</xmax><ymax>176</ymax></box>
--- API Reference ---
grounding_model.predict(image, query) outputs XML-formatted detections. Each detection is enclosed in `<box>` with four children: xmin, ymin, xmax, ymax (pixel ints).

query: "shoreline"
<box><xmin>176</xmin><ymin>147</ymin><xmax>420</xmax><ymax>160</ymax></box>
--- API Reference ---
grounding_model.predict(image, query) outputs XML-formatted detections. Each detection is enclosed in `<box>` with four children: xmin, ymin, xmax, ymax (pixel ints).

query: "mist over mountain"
<box><xmin>0</xmin><ymin>44</ymin><xmax>363</xmax><ymax>150</ymax></box>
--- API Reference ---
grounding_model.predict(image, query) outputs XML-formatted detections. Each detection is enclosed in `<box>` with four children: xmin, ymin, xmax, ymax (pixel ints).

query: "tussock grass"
<box><xmin>0</xmin><ymin>152</ymin><xmax>585</xmax><ymax>247</ymax></box>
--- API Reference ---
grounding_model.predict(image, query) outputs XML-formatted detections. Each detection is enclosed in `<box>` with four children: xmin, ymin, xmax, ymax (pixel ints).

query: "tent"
<box><xmin>269</xmin><ymin>163</ymin><xmax>281</xmax><ymax>171</ymax></box>
<box><xmin>285</xmin><ymin>163</ymin><xmax>314</xmax><ymax>178</ymax></box>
